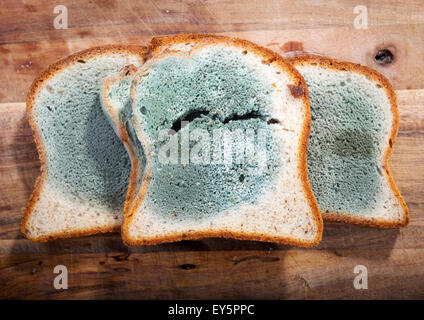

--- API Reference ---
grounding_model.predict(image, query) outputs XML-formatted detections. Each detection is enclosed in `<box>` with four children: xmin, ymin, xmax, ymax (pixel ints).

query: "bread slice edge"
<box><xmin>100</xmin><ymin>65</ymin><xmax>145</xmax><ymax>224</ymax></box>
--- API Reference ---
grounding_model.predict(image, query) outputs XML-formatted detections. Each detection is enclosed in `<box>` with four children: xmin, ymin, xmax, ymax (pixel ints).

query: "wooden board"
<box><xmin>0</xmin><ymin>0</ymin><xmax>424</xmax><ymax>299</ymax></box>
<box><xmin>1</xmin><ymin>90</ymin><xmax>423</xmax><ymax>299</ymax></box>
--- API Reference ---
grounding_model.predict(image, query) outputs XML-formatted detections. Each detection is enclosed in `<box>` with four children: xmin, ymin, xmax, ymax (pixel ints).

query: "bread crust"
<box><xmin>286</xmin><ymin>54</ymin><xmax>410</xmax><ymax>228</ymax></box>
<box><xmin>122</xmin><ymin>34</ymin><xmax>323</xmax><ymax>247</ymax></box>
<box><xmin>22</xmin><ymin>45</ymin><xmax>147</xmax><ymax>242</ymax></box>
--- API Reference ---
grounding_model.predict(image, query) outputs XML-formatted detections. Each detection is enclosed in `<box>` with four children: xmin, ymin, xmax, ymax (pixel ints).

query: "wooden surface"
<box><xmin>0</xmin><ymin>0</ymin><xmax>423</xmax><ymax>299</ymax></box>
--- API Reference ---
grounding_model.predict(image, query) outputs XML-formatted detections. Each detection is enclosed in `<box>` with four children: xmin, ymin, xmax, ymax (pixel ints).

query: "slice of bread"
<box><xmin>286</xmin><ymin>54</ymin><xmax>409</xmax><ymax>227</ymax></box>
<box><xmin>100</xmin><ymin>65</ymin><xmax>146</xmax><ymax>218</ymax></box>
<box><xmin>122</xmin><ymin>34</ymin><xmax>323</xmax><ymax>246</ymax></box>
<box><xmin>22</xmin><ymin>46</ymin><xmax>146</xmax><ymax>241</ymax></box>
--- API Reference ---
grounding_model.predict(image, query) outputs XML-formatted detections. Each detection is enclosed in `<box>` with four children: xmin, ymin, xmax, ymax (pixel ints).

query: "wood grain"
<box><xmin>1</xmin><ymin>249</ymin><xmax>423</xmax><ymax>299</ymax></box>
<box><xmin>1</xmin><ymin>0</ymin><xmax>424</xmax><ymax>299</ymax></box>
<box><xmin>0</xmin><ymin>89</ymin><xmax>423</xmax><ymax>299</ymax></box>
<box><xmin>0</xmin><ymin>1</ymin><xmax>423</xmax><ymax>102</ymax></box>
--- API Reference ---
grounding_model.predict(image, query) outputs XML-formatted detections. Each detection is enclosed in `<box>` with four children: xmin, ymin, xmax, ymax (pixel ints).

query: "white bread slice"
<box><xmin>22</xmin><ymin>46</ymin><xmax>146</xmax><ymax>242</ymax></box>
<box><xmin>122</xmin><ymin>34</ymin><xmax>323</xmax><ymax>246</ymax></box>
<box><xmin>286</xmin><ymin>54</ymin><xmax>409</xmax><ymax>227</ymax></box>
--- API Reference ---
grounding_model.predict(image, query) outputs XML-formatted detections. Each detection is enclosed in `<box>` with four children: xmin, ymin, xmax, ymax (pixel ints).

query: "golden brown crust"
<box><xmin>286</xmin><ymin>54</ymin><xmax>410</xmax><ymax>228</ymax></box>
<box><xmin>123</xmin><ymin>229</ymin><xmax>319</xmax><ymax>247</ymax></box>
<box><xmin>21</xmin><ymin>45</ymin><xmax>147</xmax><ymax>242</ymax></box>
<box><xmin>122</xmin><ymin>33</ymin><xmax>323</xmax><ymax>247</ymax></box>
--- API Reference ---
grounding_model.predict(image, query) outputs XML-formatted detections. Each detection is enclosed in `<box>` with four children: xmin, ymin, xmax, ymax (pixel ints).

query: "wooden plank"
<box><xmin>0</xmin><ymin>223</ymin><xmax>423</xmax><ymax>254</ymax></box>
<box><xmin>0</xmin><ymin>1</ymin><xmax>423</xmax><ymax>102</ymax></box>
<box><xmin>1</xmin><ymin>0</ymin><xmax>423</xmax><ymax>43</ymax></box>
<box><xmin>1</xmin><ymin>249</ymin><xmax>423</xmax><ymax>299</ymax></box>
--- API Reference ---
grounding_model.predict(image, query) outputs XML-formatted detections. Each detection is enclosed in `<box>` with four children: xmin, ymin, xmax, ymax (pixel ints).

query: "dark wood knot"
<box><xmin>375</xmin><ymin>49</ymin><xmax>394</xmax><ymax>64</ymax></box>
